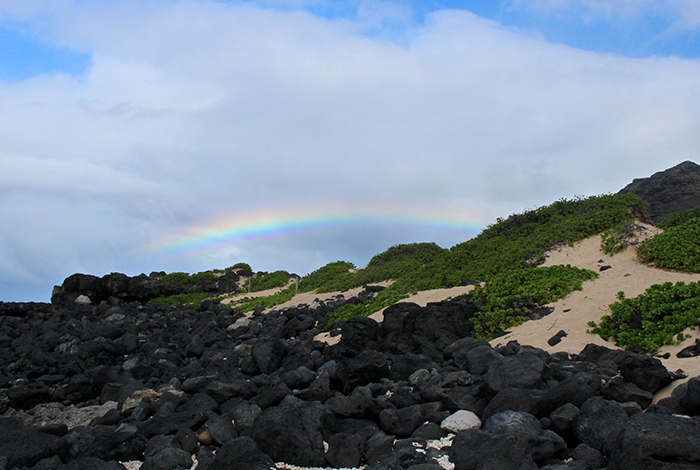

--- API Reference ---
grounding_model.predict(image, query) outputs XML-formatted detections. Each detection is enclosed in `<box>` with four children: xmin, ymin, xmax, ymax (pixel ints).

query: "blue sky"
<box><xmin>2</xmin><ymin>0</ymin><xmax>700</xmax><ymax>81</ymax></box>
<box><xmin>2</xmin><ymin>0</ymin><xmax>700</xmax><ymax>301</ymax></box>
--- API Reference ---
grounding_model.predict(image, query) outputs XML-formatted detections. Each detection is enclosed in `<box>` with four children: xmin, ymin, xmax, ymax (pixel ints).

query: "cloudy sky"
<box><xmin>2</xmin><ymin>0</ymin><xmax>700</xmax><ymax>302</ymax></box>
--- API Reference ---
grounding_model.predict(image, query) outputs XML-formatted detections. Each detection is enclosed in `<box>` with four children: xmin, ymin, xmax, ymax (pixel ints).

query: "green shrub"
<box><xmin>658</xmin><ymin>208</ymin><xmax>700</xmax><ymax>229</ymax></box>
<box><xmin>470</xmin><ymin>265</ymin><xmax>598</xmax><ymax>339</ymax></box>
<box><xmin>637</xmin><ymin>217</ymin><xmax>700</xmax><ymax>272</ymax></box>
<box><xmin>298</xmin><ymin>261</ymin><xmax>357</xmax><ymax>293</ymax></box>
<box><xmin>588</xmin><ymin>281</ymin><xmax>700</xmax><ymax>351</ymax></box>
<box><xmin>161</xmin><ymin>271</ymin><xmax>217</xmax><ymax>286</ymax></box>
<box><xmin>250</xmin><ymin>270</ymin><xmax>290</xmax><ymax>292</ymax></box>
<box><xmin>148</xmin><ymin>292</ymin><xmax>219</xmax><ymax>308</ymax></box>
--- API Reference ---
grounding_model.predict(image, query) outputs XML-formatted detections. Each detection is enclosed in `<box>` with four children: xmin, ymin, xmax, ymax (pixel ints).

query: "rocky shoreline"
<box><xmin>2</xmin><ymin>274</ymin><xmax>700</xmax><ymax>470</ymax></box>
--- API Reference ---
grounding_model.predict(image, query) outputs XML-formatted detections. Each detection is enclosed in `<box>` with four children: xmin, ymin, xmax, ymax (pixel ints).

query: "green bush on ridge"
<box><xmin>637</xmin><ymin>217</ymin><xmax>700</xmax><ymax>272</ymax></box>
<box><xmin>148</xmin><ymin>292</ymin><xmax>222</xmax><ymax>309</ymax></box>
<box><xmin>249</xmin><ymin>270</ymin><xmax>291</xmax><ymax>292</ymax></box>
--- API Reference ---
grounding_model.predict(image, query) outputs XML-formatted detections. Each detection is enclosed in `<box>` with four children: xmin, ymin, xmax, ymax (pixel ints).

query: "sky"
<box><xmin>2</xmin><ymin>0</ymin><xmax>700</xmax><ymax>302</ymax></box>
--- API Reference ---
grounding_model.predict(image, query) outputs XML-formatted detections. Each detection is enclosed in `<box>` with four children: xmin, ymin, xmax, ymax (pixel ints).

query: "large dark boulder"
<box><xmin>608</xmin><ymin>411</ymin><xmax>700</xmax><ymax>469</ymax></box>
<box><xmin>381</xmin><ymin>300</ymin><xmax>478</xmax><ymax>359</ymax></box>
<box><xmin>337</xmin><ymin>349</ymin><xmax>389</xmax><ymax>394</ymax></box>
<box><xmin>619</xmin><ymin>160</ymin><xmax>700</xmax><ymax>223</ymax></box>
<box><xmin>379</xmin><ymin>405</ymin><xmax>426</xmax><ymax>438</ymax></box>
<box><xmin>484</xmin><ymin>351</ymin><xmax>550</xmax><ymax>395</ymax></box>
<box><xmin>211</xmin><ymin>436</ymin><xmax>276</xmax><ymax>470</ymax></box>
<box><xmin>326</xmin><ymin>432</ymin><xmax>365</xmax><ymax>468</ymax></box>
<box><xmin>449</xmin><ymin>428</ymin><xmax>537</xmax><ymax>470</ymax></box>
<box><xmin>250</xmin><ymin>397</ymin><xmax>330</xmax><ymax>467</ymax></box>
<box><xmin>572</xmin><ymin>397</ymin><xmax>629</xmax><ymax>452</ymax></box>
<box><xmin>0</xmin><ymin>419</ymin><xmax>68</xmax><ymax>468</ymax></box>
<box><xmin>619</xmin><ymin>355</ymin><xmax>675</xmax><ymax>394</ymax></box>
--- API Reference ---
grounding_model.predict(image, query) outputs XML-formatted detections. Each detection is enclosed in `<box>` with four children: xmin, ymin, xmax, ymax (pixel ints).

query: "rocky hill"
<box><xmin>619</xmin><ymin>160</ymin><xmax>700</xmax><ymax>223</ymax></box>
<box><xmin>2</xmin><ymin>162</ymin><xmax>700</xmax><ymax>470</ymax></box>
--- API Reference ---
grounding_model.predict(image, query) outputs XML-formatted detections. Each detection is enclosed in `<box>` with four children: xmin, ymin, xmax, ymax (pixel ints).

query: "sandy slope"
<box><xmin>488</xmin><ymin>222</ymin><xmax>700</xmax><ymax>400</ymax></box>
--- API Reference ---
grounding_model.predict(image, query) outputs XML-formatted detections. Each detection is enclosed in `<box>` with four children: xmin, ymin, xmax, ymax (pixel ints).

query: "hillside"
<box><xmin>5</xmin><ymin>162</ymin><xmax>700</xmax><ymax>469</ymax></box>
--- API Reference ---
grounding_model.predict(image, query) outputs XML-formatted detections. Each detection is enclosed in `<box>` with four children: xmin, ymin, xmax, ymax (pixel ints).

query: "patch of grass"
<box><xmin>588</xmin><ymin>281</ymin><xmax>700</xmax><ymax>351</ymax></box>
<box><xmin>148</xmin><ymin>292</ymin><xmax>220</xmax><ymax>308</ymax></box>
<box><xmin>637</xmin><ymin>217</ymin><xmax>700</xmax><ymax>272</ymax></box>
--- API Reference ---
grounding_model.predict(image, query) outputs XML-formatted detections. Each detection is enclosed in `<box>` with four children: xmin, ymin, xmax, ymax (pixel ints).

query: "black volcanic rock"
<box><xmin>619</xmin><ymin>160</ymin><xmax>700</xmax><ymax>223</ymax></box>
<box><xmin>5</xmin><ymin>280</ymin><xmax>700</xmax><ymax>469</ymax></box>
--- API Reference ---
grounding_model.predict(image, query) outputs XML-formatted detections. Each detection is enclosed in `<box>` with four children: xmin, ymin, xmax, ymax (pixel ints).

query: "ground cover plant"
<box><xmin>588</xmin><ymin>281</ymin><xmax>700</xmax><ymax>351</ymax></box>
<box><xmin>470</xmin><ymin>265</ymin><xmax>598</xmax><ymax>339</ymax></box>
<box><xmin>600</xmin><ymin>222</ymin><xmax>640</xmax><ymax>255</ymax></box>
<box><xmin>160</xmin><ymin>271</ymin><xmax>218</xmax><ymax>286</ymax></box>
<box><xmin>657</xmin><ymin>208</ymin><xmax>700</xmax><ymax>229</ymax></box>
<box><xmin>637</xmin><ymin>217</ymin><xmax>700</xmax><ymax>272</ymax></box>
<box><xmin>148</xmin><ymin>292</ymin><xmax>222</xmax><ymax>308</ymax></box>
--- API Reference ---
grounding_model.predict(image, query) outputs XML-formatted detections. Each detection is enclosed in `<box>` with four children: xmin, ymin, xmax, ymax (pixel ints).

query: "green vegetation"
<box><xmin>435</xmin><ymin>194</ymin><xmax>646</xmax><ymax>285</ymax></box>
<box><xmin>230</xmin><ymin>262</ymin><xmax>253</xmax><ymax>271</ymax></box>
<box><xmin>298</xmin><ymin>261</ymin><xmax>357</xmax><ymax>293</ymax></box>
<box><xmin>148</xmin><ymin>292</ymin><xmax>221</xmax><ymax>308</ymax></box>
<box><xmin>161</xmin><ymin>271</ymin><xmax>218</xmax><ymax>286</ymax></box>
<box><xmin>249</xmin><ymin>270</ymin><xmax>291</xmax><ymax>292</ymax></box>
<box><xmin>588</xmin><ymin>281</ymin><xmax>700</xmax><ymax>351</ymax></box>
<box><xmin>657</xmin><ymin>208</ymin><xmax>700</xmax><ymax>229</ymax></box>
<box><xmin>637</xmin><ymin>217</ymin><xmax>700</xmax><ymax>272</ymax></box>
<box><xmin>470</xmin><ymin>265</ymin><xmax>598</xmax><ymax>339</ymax></box>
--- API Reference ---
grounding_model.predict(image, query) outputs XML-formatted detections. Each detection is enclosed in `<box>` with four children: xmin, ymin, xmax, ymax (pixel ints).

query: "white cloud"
<box><xmin>1</xmin><ymin>1</ymin><xmax>700</xmax><ymax>300</ymax></box>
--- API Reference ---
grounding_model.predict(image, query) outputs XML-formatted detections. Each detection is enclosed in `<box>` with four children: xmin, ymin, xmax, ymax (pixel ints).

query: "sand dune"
<box><xmin>488</xmin><ymin>222</ymin><xmax>700</xmax><ymax>399</ymax></box>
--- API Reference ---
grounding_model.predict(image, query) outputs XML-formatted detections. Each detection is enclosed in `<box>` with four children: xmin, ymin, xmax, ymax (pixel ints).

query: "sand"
<box><xmin>487</xmin><ymin>222</ymin><xmax>700</xmax><ymax>400</ymax></box>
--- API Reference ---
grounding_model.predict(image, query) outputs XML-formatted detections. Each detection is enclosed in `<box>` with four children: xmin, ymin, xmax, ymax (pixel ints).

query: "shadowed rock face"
<box><xmin>619</xmin><ymin>160</ymin><xmax>700</xmax><ymax>223</ymax></box>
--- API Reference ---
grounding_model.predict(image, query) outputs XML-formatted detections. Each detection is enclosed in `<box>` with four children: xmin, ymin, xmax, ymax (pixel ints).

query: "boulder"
<box><xmin>326</xmin><ymin>432</ymin><xmax>365</xmax><ymax>468</ymax></box>
<box><xmin>379</xmin><ymin>405</ymin><xmax>426</xmax><ymax>437</ymax></box>
<box><xmin>572</xmin><ymin>397</ymin><xmax>628</xmax><ymax>452</ymax></box>
<box><xmin>485</xmin><ymin>352</ymin><xmax>549</xmax><ymax>395</ymax></box>
<box><xmin>440</xmin><ymin>410</ymin><xmax>481</xmax><ymax>433</ymax></box>
<box><xmin>212</xmin><ymin>436</ymin><xmax>276</xmax><ymax>470</ymax></box>
<box><xmin>250</xmin><ymin>397</ymin><xmax>329</xmax><ymax>467</ymax></box>
<box><xmin>338</xmin><ymin>349</ymin><xmax>390</xmax><ymax>394</ymax></box>
<box><xmin>608</xmin><ymin>411</ymin><xmax>700</xmax><ymax>469</ymax></box>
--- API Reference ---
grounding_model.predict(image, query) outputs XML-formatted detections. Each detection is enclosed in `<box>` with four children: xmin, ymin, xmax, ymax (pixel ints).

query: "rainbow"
<box><xmin>147</xmin><ymin>204</ymin><xmax>489</xmax><ymax>256</ymax></box>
